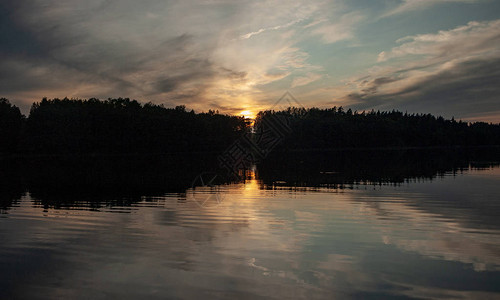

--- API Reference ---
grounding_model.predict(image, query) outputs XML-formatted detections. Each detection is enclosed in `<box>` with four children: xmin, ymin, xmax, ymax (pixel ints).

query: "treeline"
<box><xmin>1</xmin><ymin>98</ymin><xmax>500</xmax><ymax>155</ymax></box>
<box><xmin>256</xmin><ymin>107</ymin><xmax>500</xmax><ymax>149</ymax></box>
<box><xmin>0</xmin><ymin>97</ymin><xmax>248</xmax><ymax>154</ymax></box>
<box><xmin>0</xmin><ymin>98</ymin><xmax>24</xmax><ymax>153</ymax></box>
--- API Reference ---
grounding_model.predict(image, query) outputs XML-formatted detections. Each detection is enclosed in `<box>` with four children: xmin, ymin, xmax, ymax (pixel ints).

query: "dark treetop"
<box><xmin>256</xmin><ymin>107</ymin><xmax>500</xmax><ymax>150</ymax></box>
<box><xmin>0</xmin><ymin>98</ymin><xmax>499</xmax><ymax>155</ymax></box>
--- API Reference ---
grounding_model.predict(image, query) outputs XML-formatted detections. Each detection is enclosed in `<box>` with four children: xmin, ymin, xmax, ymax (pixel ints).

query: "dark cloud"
<box><xmin>360</xmin><ymin>76</ymin><xmax>399</xmax><ymax>94</ymax></box>
<box><xmin>0</xmin><ymin>1</ymin><xmax>251</xmax><ymax>112</ymax></box>
<box><xmin>349</xmin><ymin>57</ymin><xmax>500</xmax><ymax>121</ymax></box>
<box><xmin>154</xmin><ymin>78</ymin><xmax>178</xmax><ymax>93</ymax></box>
<box><xmin>153</xmin><ymin>67</ymin><xmax>212</xmax><ymax>94</ymax></box>
<box><xmin>208</xmin><ymin>102</ymin><xmax>245</xmax><ymax>115</ymax></box>
<box><xmin>0</xmin><ymin>2</ymin><xmax>42</xmax><ymax>57</ymax></box>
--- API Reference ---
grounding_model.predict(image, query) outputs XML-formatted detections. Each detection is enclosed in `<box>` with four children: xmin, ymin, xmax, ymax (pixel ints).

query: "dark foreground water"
<box><xmin>1</xmin><ymin>150</ymin><xmax>500</xmax><ymax>299</ymax></box>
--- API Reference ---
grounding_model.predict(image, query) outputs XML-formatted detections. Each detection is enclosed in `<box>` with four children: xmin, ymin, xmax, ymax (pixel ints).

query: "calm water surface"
<box><xmin>1</xmin><ymin>166</ymin><xmax>500</xmax><ymax>299</ymax></box>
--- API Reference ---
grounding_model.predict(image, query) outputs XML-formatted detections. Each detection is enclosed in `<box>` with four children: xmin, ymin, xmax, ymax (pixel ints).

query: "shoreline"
<box><xmin>1</xmin><ymin>145</ymin><xmax>499</xmax><ymax>160</ymax></box>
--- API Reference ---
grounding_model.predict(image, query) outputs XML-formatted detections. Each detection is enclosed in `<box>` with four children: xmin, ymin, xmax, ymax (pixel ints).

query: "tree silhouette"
<box><xmin>22</xmin><ymin>97</ymin><xmax>248</xmax><ymax>154</ymax></box>
<box><xmin>0</xmin><ymin>98</ymin><xmax>24</xmax><ymax>154</ymax></box>
<box><xmin>256</xmin><ymin>107</ymin><xmax>500</xmax><ymax>149</ymax></box>
<box><xmin>0</xmin><ymin>97</ymin><xmax>499</xmax><ymax>155</ymax></box>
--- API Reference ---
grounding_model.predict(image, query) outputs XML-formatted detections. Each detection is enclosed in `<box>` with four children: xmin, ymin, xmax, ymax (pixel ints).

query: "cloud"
<box><xmin>1</xmin><ymin>1</ymin><xmax>238</xmax><ymax>107</ymax></box>
<box><xmin>383</xmin><ymin>0</ymin><xmax>478</xmax><ymax>17</ymax></box>
<box><xmin>378</xmin><ymin>20</ymin><xmax>500</xmax><ymax>62</ymax></box>
<box><xmin>344</xmin><ymin>19</ymin><xmax>500</xmax><ymax>121</ymax></box>
<box><xmin>2</xmin><ymin>0</ymin><xmax>497</xmax><ymax>122</ymax></box>
<box><xmin>1</xmin><ymin>0</ymin><xmax>339</xmax><ymax>114</ymax></box>
<box><xmin>310</xmin><ymin>12</ymin><xmax>363</xmax><ymax>44</ymax></box>
<box><xmin>349</xmin><ymin>57</ymin><xmax>500</xmax><ymax>118</ymax></box>
<box><xmin>291</xmin><ymin>72</ymin><xmax>323</xmax><ymax>88</ymax></box>
<box><xmin>240</xmin><ymin>18</ymin><xmax>305</xmax><ymax>40</ymax></box>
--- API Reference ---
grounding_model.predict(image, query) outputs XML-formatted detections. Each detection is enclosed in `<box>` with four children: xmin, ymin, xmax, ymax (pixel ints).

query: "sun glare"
<box><xmin>240</xmin><ymin>110</ymin><xmax>256</xmax><ymax>119</ymax></box>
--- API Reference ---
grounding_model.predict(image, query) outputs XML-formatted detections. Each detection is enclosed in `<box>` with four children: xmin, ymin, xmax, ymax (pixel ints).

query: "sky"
<box><xmin>1</xmin><ymin>0</ymin><xmax>499</xmax><ymax>122</ymax></box>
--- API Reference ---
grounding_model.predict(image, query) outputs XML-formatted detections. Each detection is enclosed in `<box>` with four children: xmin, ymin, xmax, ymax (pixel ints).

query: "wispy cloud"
<box><xmin>291</xmin><ymin>72</ymin><xmax>323</xmax><ymax>88</ymax></box>
<box><xmin>378</xmin><ymin>20</ymin><xmax>500</xmax><ymax>62</ymax></box>
<box><xmin>240</xmin><ymin>18</ymin><xmax>305</xmax><ymax>40</ymax></box>
<box><xmin>383</xmin><ymin>0</ymin><xmax>479</xmax><ymax>17</ymax></box>
<box><xmin>310</xmin><ymin>12</ymin><xmax>364</xmax><ymax>44</ymax></box>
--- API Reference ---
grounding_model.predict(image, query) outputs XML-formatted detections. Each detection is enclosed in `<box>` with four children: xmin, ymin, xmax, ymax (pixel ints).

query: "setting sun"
<box><xmin>240</xmin><ymin>110</ymin><xmax>256</xmax><ymax>119</ymax></box>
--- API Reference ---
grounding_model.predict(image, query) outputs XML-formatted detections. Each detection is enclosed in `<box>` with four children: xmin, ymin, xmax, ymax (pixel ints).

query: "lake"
<box><xmin>1</xmin><ymin>149</ymin><xmax>499</xmax><ymax>299</ymax></box>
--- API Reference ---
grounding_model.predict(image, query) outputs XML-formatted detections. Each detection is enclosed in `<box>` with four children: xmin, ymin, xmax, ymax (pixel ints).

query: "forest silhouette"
<box><xmin>1</xmin><ymin>97</ymin><xmax>248</xmax><ymax>155</ymax></box>
<box><xmin>1</xmin><ymin>97</ymin><xmax>499</xmax><ymax>210</ymax></box>
<box><xmin>0</xmin><ymin>97</ymin><xmax>499</xmax><ymax>155</ymax></box>
<box><xmin>256</xmin><ymin>107</ymin><xmax>500</xmax><ymax>150</ymax></box>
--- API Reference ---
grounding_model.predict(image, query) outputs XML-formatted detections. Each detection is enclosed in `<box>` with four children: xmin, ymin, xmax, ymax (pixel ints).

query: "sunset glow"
<box><xmin>1</xmin><ymin>1</ymin><xmax>499</xmax><ymax>122</ymax></box>
<box><xmin>240</xmin><ymin>110</ymin><xmax>256</xmax><ymax>120</ymax></box>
